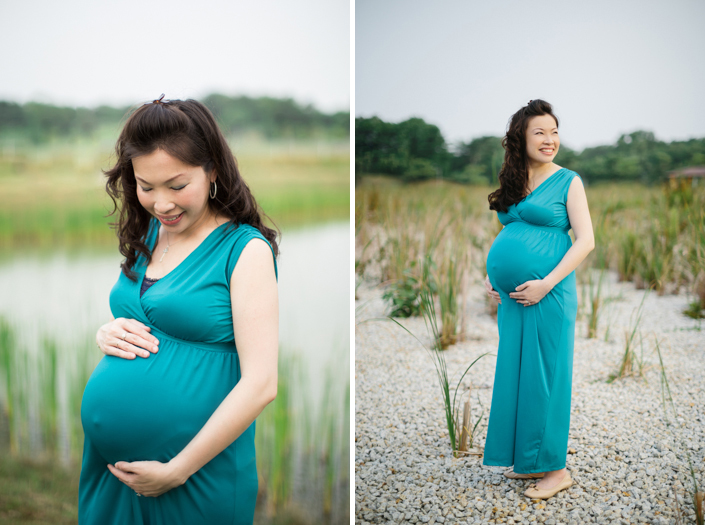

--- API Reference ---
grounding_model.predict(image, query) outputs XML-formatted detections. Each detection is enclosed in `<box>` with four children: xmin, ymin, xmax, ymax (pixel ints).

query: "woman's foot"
<box><xmin>524</xmin><ymin>469</ymin><xmax>572</xmax><ymax>499</ymax></box>
<box><xmin>533</xmin><ymin>468</ymin><xmax>568</xmax><ymax>490</ymax></box>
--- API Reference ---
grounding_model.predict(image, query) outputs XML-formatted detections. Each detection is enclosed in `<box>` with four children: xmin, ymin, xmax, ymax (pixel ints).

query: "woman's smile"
<box><xmin>158</xmin><ymin>212</ymin><xmax>184</xmax><ymax>225</ymax></box>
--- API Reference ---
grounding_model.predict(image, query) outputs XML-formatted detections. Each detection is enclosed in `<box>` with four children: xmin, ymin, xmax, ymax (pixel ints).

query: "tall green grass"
<box><xmin>607</xmin><ymin>289</ymin><xmax>651</xmax><ymax>384</ymax></box>
<box><xmin>0</xmin><ymin>317</ymin><xmax>16</xmax><ymax>453</ymax></box>
<box><xmin>0</xmin><ymin>318</ymin><xmax>102</xmax><ymax>461</ymax></box>
<box><xmin>437</xmin><ymin>242</ymin><xmax>468</xmax><ymax>349</ymax></box>
<box><xmin>585</xmin><ymin>268</ymin><xmax>606</xmax><ymax>339</ymax></box>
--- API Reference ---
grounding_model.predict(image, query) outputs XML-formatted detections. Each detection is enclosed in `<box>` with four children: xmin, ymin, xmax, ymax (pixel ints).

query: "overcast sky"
<box><xmin>356</xmin><ymin>0</ymin><xmax>705</xmax><ymax>152</ymax></box>
<box><xmin>0</xmin><ymin>0</ymin><xmax>349</xmax><ymax>112</ymax></box>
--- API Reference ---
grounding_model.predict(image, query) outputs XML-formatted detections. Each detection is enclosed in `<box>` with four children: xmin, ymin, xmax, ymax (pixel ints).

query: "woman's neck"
<box><xmin>528</xmin><ymin>161</ymin><xmax>558</xmax><ymax>181</ymax></box>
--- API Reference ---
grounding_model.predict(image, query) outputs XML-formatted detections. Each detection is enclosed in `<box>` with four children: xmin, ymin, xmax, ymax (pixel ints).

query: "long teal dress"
<box><xmin>483</xmin><ymin>168</ymin><xmax>580</xmax><ymax>474</ymax></box>
<box><xmin>79</xmin><ymin>216</ymin><xmax>278</xmax><ymax>524</ymax></box>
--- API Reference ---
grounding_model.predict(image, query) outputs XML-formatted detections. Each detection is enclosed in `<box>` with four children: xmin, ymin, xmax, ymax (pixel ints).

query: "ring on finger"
<box><xmin>121</xmin><ymin>332</ymin><xmax>127</xmax><ymax>340</ymax></box>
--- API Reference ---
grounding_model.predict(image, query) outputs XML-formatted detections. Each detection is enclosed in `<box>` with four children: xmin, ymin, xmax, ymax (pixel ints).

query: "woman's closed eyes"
<box><xmin>140</xmin><ymin>185</ymin><xmax>188</xmax><ymax>192</ymax></box>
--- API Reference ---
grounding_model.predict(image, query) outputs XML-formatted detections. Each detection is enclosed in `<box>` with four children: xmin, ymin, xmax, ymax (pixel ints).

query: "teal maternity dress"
<box><xmin>483</xmin><ymin>168</ymin><xmax>580</xmax><ymax>474</ymax></box>
<box><xmin>79</xmin><ymin>216</ymin><xmax>278</xmax><ymax>524</ymax></box>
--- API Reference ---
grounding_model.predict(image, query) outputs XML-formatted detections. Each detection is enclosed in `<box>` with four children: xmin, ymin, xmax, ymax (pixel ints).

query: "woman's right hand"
<box><xmin>97</xmin><ymin>318</ymin><xmax>160</xmax><ymax>359</ymax></box>
<box><xmin>484</xmin><ymin>275</ymin><xmax>501</xmax><ymax>304</ymax></box>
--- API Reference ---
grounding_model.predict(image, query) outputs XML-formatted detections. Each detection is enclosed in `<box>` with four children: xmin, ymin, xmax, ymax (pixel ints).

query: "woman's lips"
<box><xmin>158</xmin><ymin>212</ymin><xmax>184</xmax><ymax>225</ymax></box>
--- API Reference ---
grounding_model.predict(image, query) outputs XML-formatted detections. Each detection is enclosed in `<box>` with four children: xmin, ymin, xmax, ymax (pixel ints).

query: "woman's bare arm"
<box><xmin>169</xmin><ymin>238</ymin><xmax>279</xmax><ymax>482</ymax></box>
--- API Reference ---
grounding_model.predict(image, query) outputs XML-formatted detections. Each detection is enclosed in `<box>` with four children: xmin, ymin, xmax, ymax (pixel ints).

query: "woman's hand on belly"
<box><xmin>97</xmin><ymin>318</ymin><xmax>160</xmax><ymax>359</ymax></box>
<box><xmin>509</xmin><ymin>279</ymin><xmax>552</xmax><ymax>307</ymax></box>
<box><xmin>484</xmin><ymin>275</ymin><xmax>501</xmax><ymax>304</ymax></box>
<box><xmin>107</xmin><ymin>460</ymin><xmax>187</xmax><ymax>497</ymax></box>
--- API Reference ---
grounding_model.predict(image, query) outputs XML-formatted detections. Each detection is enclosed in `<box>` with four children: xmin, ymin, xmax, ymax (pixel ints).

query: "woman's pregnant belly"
<box><xmin>81</xmin><ymin>340</ymin><xmax>239</xmax><ymax>464</ymax></box>
<box><xmin>486</xmin><ymin>222</ymin><xmax>571</xmax><ymax>295</ymax></box>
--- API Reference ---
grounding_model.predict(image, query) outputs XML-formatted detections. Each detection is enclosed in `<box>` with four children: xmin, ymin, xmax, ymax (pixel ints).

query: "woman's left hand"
<box><xmin>509</xmin><ymin>279</ymin><xmax>551</xmax><ymax>307</ymax></box>
<box><xmin>107</xmin><ymin>460</ymin><xmax>187</xmax><ymax>497</ymax></box>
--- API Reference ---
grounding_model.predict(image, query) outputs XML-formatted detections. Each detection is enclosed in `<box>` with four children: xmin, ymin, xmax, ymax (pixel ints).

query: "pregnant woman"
<box><xmin>79</xmin><ymin>95</ymin><xmax>279</xmax><ymax>524</ymax></box>
<box><xmin>482</xmin><ymin>100</ymin><xmax>594</xmax><ymax>500</ymax></box>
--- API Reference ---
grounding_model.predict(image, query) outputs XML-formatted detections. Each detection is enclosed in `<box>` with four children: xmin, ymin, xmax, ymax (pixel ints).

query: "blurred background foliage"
<box><xmin>0</xmin><ymin>94</ymin><xmax>350</xmax><ymax>145</ymax></box>
<box><xmin>0</xmin><ymin>94</ymin><xmax>350</xmax><ymax>250</ymax></box>
<box><xmin>355</xmin><ymin>115</ymin><xmax>705</xmax><ymax>185</ymax></box>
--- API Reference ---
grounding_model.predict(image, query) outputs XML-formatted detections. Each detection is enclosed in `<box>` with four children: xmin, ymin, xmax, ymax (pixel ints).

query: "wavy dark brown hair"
<box><xmin>488</xmin><ymin>99</ymin><xmax>559</xmax><ymax>213</ymax></box>
<box><xmin>104</xmin><ymin>97</ymin><xmax>280</xmax><ymax>282</ymax></box>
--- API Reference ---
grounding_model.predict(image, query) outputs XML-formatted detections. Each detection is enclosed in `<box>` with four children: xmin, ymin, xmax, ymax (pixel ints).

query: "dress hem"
<box><xmin>482</xmin><ymin>462</ymin><xmax>568</xmax><ymax>474</ymax></box>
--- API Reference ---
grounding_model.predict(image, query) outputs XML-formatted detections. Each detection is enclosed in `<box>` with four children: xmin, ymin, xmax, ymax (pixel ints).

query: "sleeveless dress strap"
<box><xmin>561</xmin><ymin>170</ymin><xmax>582</xmax><ymax>203</ymax></box>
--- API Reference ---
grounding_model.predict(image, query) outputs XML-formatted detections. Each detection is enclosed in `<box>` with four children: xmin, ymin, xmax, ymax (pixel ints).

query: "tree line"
<box><xmin>0</xmin><ymin>94</ymin><xmax>350</xmax><ymax>143</ymax></box>
<box><xmin>356</xmin><ymin>116</ymin><xmax>705</xmax><ymax>185</ymax></box>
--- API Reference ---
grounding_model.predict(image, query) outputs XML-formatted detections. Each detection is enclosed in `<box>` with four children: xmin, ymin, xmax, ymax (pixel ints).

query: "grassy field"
<box><xmin>0</xmin><ymin>136</ymin><xmax>349</xmax><ymax>250</ymax></box>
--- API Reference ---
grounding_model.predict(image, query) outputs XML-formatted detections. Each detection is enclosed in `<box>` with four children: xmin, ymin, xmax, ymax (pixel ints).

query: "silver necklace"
<box><xmin>159</xmin><ymin>231</ymin><xmax>183</xmax><ymax>263</ymax></box>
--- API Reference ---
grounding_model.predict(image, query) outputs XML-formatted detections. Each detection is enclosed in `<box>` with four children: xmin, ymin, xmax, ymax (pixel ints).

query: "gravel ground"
<box><xmin>355</xmin><ymin>270</ymin><xmax>704</xmax><ymax>524</ymax></box>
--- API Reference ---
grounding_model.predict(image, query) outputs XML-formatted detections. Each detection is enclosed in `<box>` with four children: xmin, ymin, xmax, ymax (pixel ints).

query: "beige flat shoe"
<box><xmin>524</xmin><ymin>470</ymin><xmax>572</xmax><ymax>499</ymax></box>
<box><xmin>503</xmin><ymin>467</ymin><xmax>545</xmax><ymax>479</ymax></box>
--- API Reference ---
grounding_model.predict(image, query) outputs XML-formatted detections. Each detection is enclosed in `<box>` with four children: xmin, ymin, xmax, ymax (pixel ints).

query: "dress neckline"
<box><xmin>143</xmin><ymin>218</ymin><xmax>231</xmax><ymax>283</ymax></box>
<box><xmin>527</xmin><ymin>167</ymin><xmax>566</xmax><ymax>197</ymax></box>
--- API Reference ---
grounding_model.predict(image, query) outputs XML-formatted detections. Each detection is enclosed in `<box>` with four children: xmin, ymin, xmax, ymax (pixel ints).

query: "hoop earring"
<box><xmin>210</xmin><ymin>181</ymin><xmax>217</xmax><ymax>199</ymax></box>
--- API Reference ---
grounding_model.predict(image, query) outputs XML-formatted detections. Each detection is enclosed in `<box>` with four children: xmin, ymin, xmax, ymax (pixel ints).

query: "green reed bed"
<box><xmin>318</xmin><ymin>360</ymin><xmax>348</xmax><ymax>517</ymax></box>
<box><xmin>39</xmin><ymin>335</ymin><xmax>59</xmax><ymax>458</ymax></box>
<box><xmin>270</xmin><ymin>347</ymin><xmax>349</xmax><ymax>525</ymax></box>
<box><xmin>0</xmin><ymin>317</ymin><xmax>15</xmax><ymax>452</ymax></box>
<box><xmin>319</xmin><ymin>356</ymin><xmax>349</xmax><ymax>524</ymax></box>
<box><xmin>436</xmin><ymin>241</ymin><xmax>468</xmax><ymax>349</ymax></box>
<box><xmin>0</xmin><ymin>138</ymin><xmax>349</xmax><ymax>249</ymax></box>
<box><xmin>587</xmin><ymin>182</ymin><xmax>705</xmax><ymax>297</ymax></box>
<box><xmin>0</xmin><ymin>185</ymin><xmax>348</xmax><ymax>250</ymax></box>
<box><xmin>255</xmin><ymin>349</ymin><xmax>349</xmax><ymax>521</ymax></box>
<box><xmin>356</xmin><ymin>179</ymin><xmax>497</xmax><ymax>292</ymax></box>
<box><xmin>0</xmin><ymin>317</ymin><xmax>99</xmax><ymax>462</ymax></box>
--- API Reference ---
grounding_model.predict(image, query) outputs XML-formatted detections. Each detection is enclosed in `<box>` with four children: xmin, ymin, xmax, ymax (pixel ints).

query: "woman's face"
<box><xmin>132</xmin><ymin>148</ymin><xmax>216</xmax><ymax>234</ymax></box>
<box><xmin>525</xmin><ymin>114</ymin><xmax>560</xmax><ymax>166</ymax></box>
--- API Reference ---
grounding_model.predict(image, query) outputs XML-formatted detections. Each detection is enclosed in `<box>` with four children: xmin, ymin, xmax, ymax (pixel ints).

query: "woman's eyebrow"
<box><xmin>532</xmin><ymin>127</ymin><xmax>558</xmax><ymax>131</ymax></box>
<box><xmin>135</xmin><ymin>174</ymin><xmax>185</xmax><ymax>184</ymax></box>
